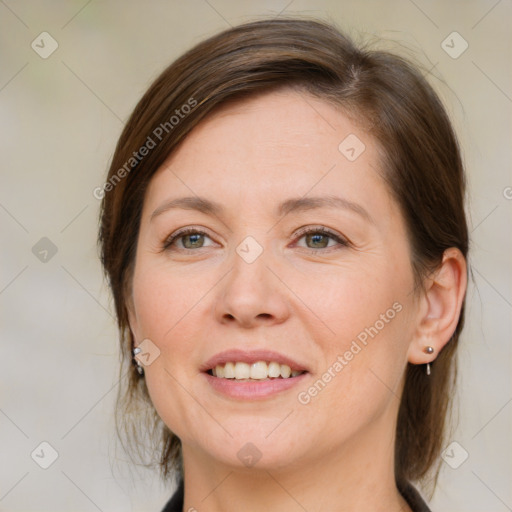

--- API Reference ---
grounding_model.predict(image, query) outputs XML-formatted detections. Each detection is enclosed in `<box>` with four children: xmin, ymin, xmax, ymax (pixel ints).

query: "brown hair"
<box><xmin>98</xmin><ymin>17</ymin><xmax>468</xmax><ymax>493</ymax></box>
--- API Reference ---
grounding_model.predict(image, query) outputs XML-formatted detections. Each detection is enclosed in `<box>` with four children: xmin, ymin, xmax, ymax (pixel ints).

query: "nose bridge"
<box><xmin>215</xmin><ymin>233</ymin><xmax>289</xmax><ymax>327</ymax></box>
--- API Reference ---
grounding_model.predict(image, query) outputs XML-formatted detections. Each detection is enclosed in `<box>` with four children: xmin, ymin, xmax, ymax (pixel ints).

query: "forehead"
<box><xmin>143</xmin><ymin>89</ymin><xmax>392</xmax><ymax>220</ymax></box>
<box><xmin>170</xmin><ymin>89</ymin><xmax>363</xmax><ymax>166</ymax></box>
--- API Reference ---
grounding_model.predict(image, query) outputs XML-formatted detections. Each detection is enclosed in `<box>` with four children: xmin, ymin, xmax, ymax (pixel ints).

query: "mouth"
<box><xmin>206</xmin><ymin>361</ymin><xmax>307</xmax><ymax>380</ymax></box>
<box><xmin>201</xmin><ymin>349</ymin><xmax>309</xmax><ymax>399</ymax></box>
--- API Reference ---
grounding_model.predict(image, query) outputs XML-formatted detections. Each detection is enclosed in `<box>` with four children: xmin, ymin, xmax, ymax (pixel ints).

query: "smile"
<box><xmin>201</xmin><ymin>349</ymin><xmax>310</xmax><ymax>399</ymax></box>
<box><xmin>208</xmin><ymin>361</ymin><xmax>306</xmax><ymax>380</ymax></box>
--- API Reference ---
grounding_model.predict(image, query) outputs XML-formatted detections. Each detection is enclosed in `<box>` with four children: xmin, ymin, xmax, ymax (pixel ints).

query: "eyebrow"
<box><xmin>150</xmin><ymin>194</ymin><xmax>373</xmax><ymax>224</ymax></box>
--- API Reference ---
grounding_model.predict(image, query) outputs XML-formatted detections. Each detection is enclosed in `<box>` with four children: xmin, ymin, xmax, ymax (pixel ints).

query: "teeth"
<box><xmin>250</xmin><ymin>361</ymin><xmax>268</xmax><ymax>380</ymax></box>
<box><xmin>280</xmin><ymin>364</ymin><xmax>291</xmax><ymax>378</ymax></box>
<box><xmin>268</xmin><ymin>361</ymin><xmax>281</xmax><ymax>378</ymax></box>
<box><xmin>210</xmin><ymin>361</ymin><xmax>304</xmax><ymax>379</ymax></box>
<box><xmin>215</xmin><ymin>364</ymin><xmax>225</xmax><ymax>378</ymax></box>
<box><xmin>223</xmin><ymin>362</ymin><xmax>235</xmax><ymax>378</ymax></box>
<box><xmin>234</xmin><ymin>362</ymin><xmax>250</xmax><ymax>379</ymax></box>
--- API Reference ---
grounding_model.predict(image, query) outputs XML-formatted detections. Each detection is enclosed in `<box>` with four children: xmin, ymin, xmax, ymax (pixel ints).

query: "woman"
<box><xmin>98</xmin><ymin>18</ymin><xmax>468</xmax><ymax>512</ymax></box>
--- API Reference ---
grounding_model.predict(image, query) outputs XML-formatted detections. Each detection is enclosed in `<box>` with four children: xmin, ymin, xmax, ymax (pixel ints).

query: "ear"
<box><xmin>407</xmin><ymin>248</ymin><xmax>467</xmax><ymax>365</ymax></box>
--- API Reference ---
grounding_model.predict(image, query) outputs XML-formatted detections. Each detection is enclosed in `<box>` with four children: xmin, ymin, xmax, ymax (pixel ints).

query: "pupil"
<box><xmin>184</xmin><ymin>233</ymin><xmax>203</xmax><ymax>248</ymax></box>
<box><xmin>307</xmin><ymin>233</ymin><xmax>328</xmax><ymax>248</ymax></box>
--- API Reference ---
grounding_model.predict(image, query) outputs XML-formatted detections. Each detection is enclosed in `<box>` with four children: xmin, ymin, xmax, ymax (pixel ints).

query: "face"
<box><xmin>128</xmin><ymin>89</ymin><xmax>421</xmax><ymax>471</ymax></box>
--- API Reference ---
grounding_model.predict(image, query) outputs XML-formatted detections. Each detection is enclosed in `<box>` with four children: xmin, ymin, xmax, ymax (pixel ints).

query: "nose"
<box><xmin>214</xmin><ymin>244</ymin><xmax>291</xmax><ymax>329</ymax></box>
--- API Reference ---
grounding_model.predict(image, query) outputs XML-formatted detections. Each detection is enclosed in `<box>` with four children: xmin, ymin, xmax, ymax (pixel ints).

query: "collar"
<box><xmin>161</xmin><ymin>478</ymin><xmax>432</xmax><ymax>512</ymax></box>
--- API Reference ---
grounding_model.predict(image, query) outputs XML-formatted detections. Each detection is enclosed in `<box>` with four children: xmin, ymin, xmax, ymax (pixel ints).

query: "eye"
<box><xmin>162</xmin><ymin>227</ymin><xmax>216</xmax><ymax>251</ymax></box>
<box><xmin>162</xmin><ymin>225</ymin><xmax>349</xmax><ymax>253</ymax></box>
<box><xmin>293</xmin><ymin>226</ymin><xmax>349</xmax><ymax>251</ymax></box>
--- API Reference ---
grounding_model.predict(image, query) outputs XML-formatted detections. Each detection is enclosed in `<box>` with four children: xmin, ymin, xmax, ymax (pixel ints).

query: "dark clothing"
<box><xmin>161</xmin><ymin>478</ymin><xmax>432</xmax><ymax>511</ymax></box>
<box><xmin>397</xmin><ymin>480</ymin><xmax>432</xmax><ymax>512</ymax></box>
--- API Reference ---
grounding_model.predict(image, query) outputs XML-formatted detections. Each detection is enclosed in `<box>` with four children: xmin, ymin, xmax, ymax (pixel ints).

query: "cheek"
<box><xmin>131</xmin><ymin>258</ymin><xmax>206</xmax><ymax>340</ymax></box>
<box><xmin>286</xmin><ymin>257</ymin><xmax>408</xmax><ymax>344</ymax></box>
<box><xmin>288</xmin><ymin>258</ymin><xmax>412</xmax><ymax>408</ymax></box>
<box><xmin>130</xmin><ymin>261</ymin><xmax>204</xmax><ymax>388</ymax></box>
<box><xmin>130</xmin><ymin>264</ymin><xmax>210</xmax><ymax>439</ymax></box>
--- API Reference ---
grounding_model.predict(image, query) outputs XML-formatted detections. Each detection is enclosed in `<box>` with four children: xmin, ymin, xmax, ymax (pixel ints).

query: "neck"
<box><xmin>180</xmin><ymin>412</ymin><xmax>412</xmax><ymax>512</ymax></box>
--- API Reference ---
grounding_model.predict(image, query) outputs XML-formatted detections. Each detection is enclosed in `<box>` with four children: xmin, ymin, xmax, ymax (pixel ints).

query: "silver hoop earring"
<box><xmin>132</xmin><ymin>347</ymin><xmax>144</xmax><ymax>376</ymax></box>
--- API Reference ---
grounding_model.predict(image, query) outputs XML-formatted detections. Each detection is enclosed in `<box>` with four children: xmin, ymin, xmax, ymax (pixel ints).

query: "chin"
<box><xmin>195</xmin><ymin>424</ymin><xmax>306</xmax><ymax>471</ymax></box>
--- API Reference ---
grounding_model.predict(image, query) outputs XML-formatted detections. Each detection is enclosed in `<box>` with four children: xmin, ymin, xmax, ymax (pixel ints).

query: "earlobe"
<box><xmin>407</xmin><ymin>247</ymin><xmax>467</xmax><ymax>365</ymax></box>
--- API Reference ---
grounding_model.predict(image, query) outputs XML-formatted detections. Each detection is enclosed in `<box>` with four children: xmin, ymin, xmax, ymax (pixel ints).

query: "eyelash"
<box><xmin>162</xmin><ymin>226</ymin><xmax>349</xmax><ymax>253</ymax></box>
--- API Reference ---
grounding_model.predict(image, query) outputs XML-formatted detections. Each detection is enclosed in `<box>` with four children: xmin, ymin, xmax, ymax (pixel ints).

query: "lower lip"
<box><xmin>203</xmin><ymin>372</ymin><xmax>308</xmax><ymax>400</ymax></box>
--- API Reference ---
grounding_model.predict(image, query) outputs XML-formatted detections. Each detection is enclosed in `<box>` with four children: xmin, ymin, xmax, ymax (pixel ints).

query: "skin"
<box><xmin>127</xmin><ymin>88</ymin><xmax>467</xmax><ymax>512</ymax></box>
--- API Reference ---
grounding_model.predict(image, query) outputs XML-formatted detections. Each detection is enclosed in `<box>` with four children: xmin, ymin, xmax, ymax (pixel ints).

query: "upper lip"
<box><xmin>200</xmin><ymin>349</ymin><xmax>309</xmax><ymax>373</ymax></box>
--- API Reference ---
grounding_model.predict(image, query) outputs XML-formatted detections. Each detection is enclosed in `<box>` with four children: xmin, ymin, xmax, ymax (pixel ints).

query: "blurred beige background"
<box><xmin>0</xmin><ymin>1</ymin><xmax>510</xmax><ymax>511</ymax></box>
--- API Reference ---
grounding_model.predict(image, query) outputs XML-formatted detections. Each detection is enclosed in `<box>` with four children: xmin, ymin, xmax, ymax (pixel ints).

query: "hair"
<box><xmin>98</xmin><ymin>17</ymin><xmax>468</xmax><ymax>494</ymax></box>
